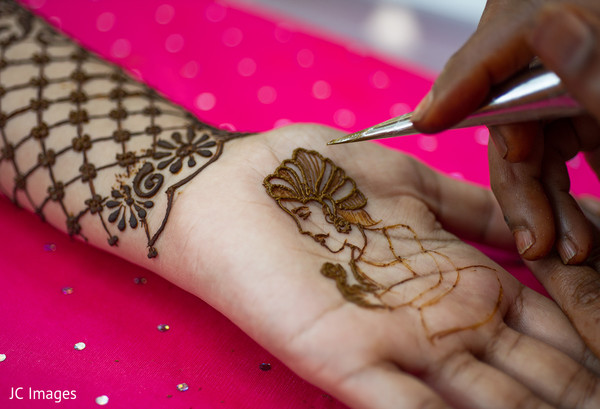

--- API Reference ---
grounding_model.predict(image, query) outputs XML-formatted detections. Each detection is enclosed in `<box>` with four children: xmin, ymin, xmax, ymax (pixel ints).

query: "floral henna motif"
<box><xmin>264</xmin><ymin>148</ymin><xmax>503</xmax><ymax>341</ymax></box>
<box><xmin>0</xmin><ymin>1</ymin><xmax>248</xmax><ymax>257</ymax></box>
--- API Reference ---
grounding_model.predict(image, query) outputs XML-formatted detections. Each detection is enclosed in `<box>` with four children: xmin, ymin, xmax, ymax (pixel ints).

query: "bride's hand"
<box><xmin>164</xmin><ymin>124</ymin><xmax>600</xmax><ymax>409</ymax></box>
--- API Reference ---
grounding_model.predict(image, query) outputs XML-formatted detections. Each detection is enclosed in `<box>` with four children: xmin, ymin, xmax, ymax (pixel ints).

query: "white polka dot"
<box><xmin>274</xmin><ymin>118</ymin><xmax>293</xmax><ymax>128</ymax></box>
<box><xmin>165</xmin><ymin>34</ymin><xmax>184</xmax><ymax>53</ymax></box>
<box><xmin>274</xmin><ymin>23</ymin><xmax>293</xmax><ymax>43</ymax></box>
<box><xmin>222</xmin><ymin>27</ymin><xmax>243</xmax><ymax>47</ymax></box>
<box><xmin>567</xmin><ymin>154</ymin><xmax>581</xmax><ymax>169</ymax></box>
<box><xmin>418</xmin><ymin>135</ymin><xmax>438</xmax><ymax>152</ymax></box>
<box><xmin>47</xmin><ymin>16</ymin><xmax>62</xmax><ymax>29</ymax></box>
<box><xmin>219</xmin><ymin>123</ymin><xmax>237</xmax><ymax>132</ymax></box>
<box><xmin>237</xmin><ymin>58</ymin><xmax>256</xmax><ymax>77</ymax></box>
<box><xmin>334</xmin><ymin>109</ymin><xmax>356</xmax><ymax>129</ymax></box>
<box><xmin>96</xmin><ymin>12</ymin><xmax>115</xmax><ymax>32</ymax></box>
<box><xmin>312</xmin><ymin>80</ymin><xmax>331</xmax><ymax>100</ymax></box>
<box><xmin>180</xmin><ymin>61</ymin><xmax>199</xmax><ymax>78</ymax></box>
<box><xmin>111</xmin><ymin>39</ymin><xmax>131</xmax><ymax>59</ymax></box>
<box><xmin>370</xmin><ymin>70</ymin><xmax>390</xmax><ymax>89</ymax></box>
<box><xmin>205</xmin><ymin>3</ymin><xmax>227</xmax><ymax>22</ymax></box>
<box><xmin>389</xmin><ymin>102</ymin><xmax>410</xmax><ymax>117</ymax></box>
<box><xmin>155</xmin><ymin>4</ymin><xmax>175</xmax><ymax>24</ymax></box>
<box><xmin>28</xmin><ymin>0</ymin><xmax>45</xmax><ymax>9</ymax></box>
<box><xmin>474</xmin><ymin>128</ymin><xmax>489</xmax><ymax>145</ymax></box>
<box><xmin>129</xmin><ymin>69</ymin><xmax>143</xmax><ymax>81</ymax></box>
<box><xmin>297</xmin><ymin>49</ymin><xmax>314</xmax><ymax>68</ymax></box>
<box><xmin>449</xmin><ymin>172</ymin><xmax>465</xmax><ymax>180</ymax></box>
<box><xmin>258</xmin><ymin>86</ymin><xmax>277</xmax><ymax>104</ymax></box>
<box><xmin>195</xmin><ymin>93</ymin><xmax>216</xmax><ymax>111</ymax></box>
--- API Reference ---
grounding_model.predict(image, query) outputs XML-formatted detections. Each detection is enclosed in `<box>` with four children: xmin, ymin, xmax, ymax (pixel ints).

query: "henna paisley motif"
<box><xmin>133</xmin><ymin>162</ymin><xmax>164</xmax><ymax>199</ymax></box>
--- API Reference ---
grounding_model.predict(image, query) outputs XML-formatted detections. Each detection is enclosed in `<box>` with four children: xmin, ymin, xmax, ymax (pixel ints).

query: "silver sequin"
<box><xmin>176</xmin><ymin>383</ymin><xmax>189</xmax><ymax>392</ymax></box>
<box><xmin>157</xmin><ymin>324</ymin><xmax>170</xmax><ymax>332</ymax></box>
<box><xmin>95</xmin><ymin>395</ymin><xmax>109</xmax><ymax>405</ymax></box>
<box><xmin>74</xmin><ymin>342</ymin><xmax>86</xmax><ymax>351</ymax></box>
<box><xmin>0</xmin><ymin>354</ymin><xmax>6</xmax><ymax>362</ymax></box>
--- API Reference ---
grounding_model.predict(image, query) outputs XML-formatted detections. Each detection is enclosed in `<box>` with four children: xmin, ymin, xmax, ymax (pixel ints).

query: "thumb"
<box><xmin>529</xmin><ymin>4</ymin><xmax>600</xmax><ymax>120</ymax></box>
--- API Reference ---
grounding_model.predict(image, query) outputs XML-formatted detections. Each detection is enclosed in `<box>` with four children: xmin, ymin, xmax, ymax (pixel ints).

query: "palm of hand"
<box><xmin>167</xmin><ymin>124</ymin><xmax>599</xmax><ymax>409</ymax></box>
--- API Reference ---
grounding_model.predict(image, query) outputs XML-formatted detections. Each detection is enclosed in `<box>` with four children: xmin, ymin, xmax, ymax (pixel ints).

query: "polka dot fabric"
<box><xmin>1</xmin><ymin>0</ymin><xmax>599</xmax><ymax>408</ymax></box>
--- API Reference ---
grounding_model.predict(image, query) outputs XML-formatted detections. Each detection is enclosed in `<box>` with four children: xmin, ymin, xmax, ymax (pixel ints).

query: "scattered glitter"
<box><xmin>157</xmin><ymin>324</ymin><xmax>170</xmax><ymax>332</ymax></box>
<box><xmin>74</xmin><ymin>342</ymin><xmax>86</xmax><ymax>351</ymax></box>
<box><xmin>43</xmin><ymin>243</ymin><xmax>56</xmax><ymax>252</ymax></box>
<box><xmin>166</xmin><ymin>394</ymin><xmax>173</xmax><ymax>398</ymax></box>
<box><xmin>95</xmin><ymin>395</ymin><xmax>109</xmax><ymax>405</ymax></box>
<box><xmin>259</xmin><ymin>363</ymin><xmax>272</xmax><ymax>371</ymax></box>
<box><xmin>62</xmin><ymin>287</ymin><xmax>73</xmax><ymax>295</ymax></box>
<box><xmin>176</xmin><ymin>383</ymin><xmax>189</xmax><ymax>392</ymax></box>
<box><xmin>133</xmin><ymin>277</ymin><xmax>147</xmax><ymax>285</ymax></box>
<box><xmin>0</xmin><ymin>354</ymin><xmax>6</xmax><ymax>362</ymax></box>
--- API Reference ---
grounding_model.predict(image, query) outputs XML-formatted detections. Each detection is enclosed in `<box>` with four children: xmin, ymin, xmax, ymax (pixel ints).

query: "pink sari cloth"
<box><xmin>1</xmin><ymin>0</ymin><xmax>598</xmax><ymax>407</ymax></box>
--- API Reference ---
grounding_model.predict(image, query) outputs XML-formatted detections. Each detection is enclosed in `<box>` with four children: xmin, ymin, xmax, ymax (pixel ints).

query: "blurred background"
<box><xmin>235</xmin><ymin>0</ymin><xmax>485</xmax><ymax>72</ymax></box>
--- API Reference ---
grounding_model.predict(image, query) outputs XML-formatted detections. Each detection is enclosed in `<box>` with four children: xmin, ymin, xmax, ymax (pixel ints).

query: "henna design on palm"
<box><xmin>264</xmin><ymin>148</ymin><xmax>503</xmax><ymax>340</ymax></box>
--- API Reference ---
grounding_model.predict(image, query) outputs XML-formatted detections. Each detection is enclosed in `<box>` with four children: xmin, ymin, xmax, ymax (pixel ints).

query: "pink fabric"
<box><xmin>1</xmin><ymin>0</ymin><xmax>599</xmax><ymax>407</ymax></box>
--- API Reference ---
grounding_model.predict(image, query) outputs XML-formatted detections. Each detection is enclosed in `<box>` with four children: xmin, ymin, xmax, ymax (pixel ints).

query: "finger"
<box><xmin>504</xmin><ymin>284</ymin><xmax>599</xmax><ymax>372</ymax></box>
<box><xmin>525</xmin><ymin>254</ymin><xmax>600</xmax><ymax>359</ymax></box>
<box><xmin>426</xmin><ymin>351</ymin><xmax>554</xmax><ymax>409</ymax></box>
<box><xmin>541</xmin><ymin>123</ymin><xmax>594</xmax><ymax>264</ymax></box>
<box><xmin>483</xmin><ymin>324</ymin><xmax>600</xmax><ymax>409</ymax></box>
<box><xmin>488</xmin><ymin>125</ymin><xmax>556</xmax><ymax>259</ymax></box>
<box><xmin>412</xmin><ymin>1</ymin><xmax>535</xmax><ymax>133</ymax></box>
<box><xmin>417</xmin><ymin>158</ymin><xmax>514</xmax><ymax>249</ymax></box>
<box><xmin>489</xmin><ymin>122</ymin><xmax>539</xmax><ymax>163</ymax></box>
<box><xmin>335</xmin><ymin>361</ymin><xmax>450</xmax><ymax>409</ymax></box>
<box><xmin>529</xmin><ymin>4</ymin><xmax>600</xmax><ymax>121</ymax></box>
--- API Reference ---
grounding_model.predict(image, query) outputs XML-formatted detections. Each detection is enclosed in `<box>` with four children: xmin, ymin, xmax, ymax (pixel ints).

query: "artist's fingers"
<box><xmin>483</xmin><ymin>324</ymin><xmax>600</xmax><ymax>408</ymax></box>
<box><xmin>488</xmin><ymin>122</ymin><xmax>539</xmax><ymax>163</ymax></box>
<box><xmin>529</xmin><ymin>3</ymin><xmax>600</xmax><ymax>121</ymax></box>
<box><xmin>488</xmin><ymin>124</ymin><xmax>556</xmax><ymax>259</ymax></box>
<box><xmin>412</xmin><ymin>0</ymin><xmax>535</xmax><ymax>133</ymax></box>
<box><xmin>335</xmin><ymin>362</ymin><xmax>450</xmax><ymax>409</ymax></box>
<box><xmin>540</xmin><ymin>121</ymin><xmax>594</xmax><ymax>264</ymax></box>
<box><xmin>426</xmin><ymin>351</ymin><xmax>554</xmax><ymax>409</ymax></box>
<box><xmin>525</xmin><ymin>254</ymin><xmax>600</xmax><ymax>359</ymax></box>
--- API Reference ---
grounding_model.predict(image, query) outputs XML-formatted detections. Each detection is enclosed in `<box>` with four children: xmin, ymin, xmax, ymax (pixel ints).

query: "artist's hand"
<box><xmin>411</xmin><ymin>0</ymin><xmax>600</xmax><ymax>264</ymax></box>
<box><xmin>522</xmin><ymin>197</ymin><xmax>600</xmax><ymax>360</ymax></box>
<box><xmin>163</xmin><ymin>124</ymin><xmax>600</xmax><ymax>409</ymax></box>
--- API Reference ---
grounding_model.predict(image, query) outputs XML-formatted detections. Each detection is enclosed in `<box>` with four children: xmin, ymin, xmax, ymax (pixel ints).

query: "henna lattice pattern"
<box><xmin>264</xmin><ymin>148</ymin><xmax>503</xmax><ymax>340</ymax></box>
<box><xmin>0</xmin><ymin>1</ymin><xmax>246</xmax><ymax>257</ymax></box>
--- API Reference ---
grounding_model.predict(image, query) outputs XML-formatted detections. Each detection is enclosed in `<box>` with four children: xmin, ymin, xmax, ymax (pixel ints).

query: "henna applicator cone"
<box><xmin>328</xmin><ymin>65</ymin><xmax>583</xmax><ymax>145</ymax></box>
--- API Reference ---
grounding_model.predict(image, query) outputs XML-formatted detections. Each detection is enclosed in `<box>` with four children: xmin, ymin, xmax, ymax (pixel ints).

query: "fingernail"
<box><xmin>559</xmin><ymin>236</ymin><xmax>578</xmax><ymax>264</ymax></box>
<box><xmin>514</xmin><ymin>229</ymin><xmax>535</xmax><ymax>255</ymax></box>
<box><xmin>412</xmin><ymin>91</ymin><xmax>432</xmax><ymax>123</ymax></box>
<box><xmin>530</xmin><ymin>6</ymin><xmax>594</xmax><ymax>75</ymax></box>
<box><xmin>489</xmin><ymin>127</ymin><xmax>508</xmax><ymax>159</ymax></box>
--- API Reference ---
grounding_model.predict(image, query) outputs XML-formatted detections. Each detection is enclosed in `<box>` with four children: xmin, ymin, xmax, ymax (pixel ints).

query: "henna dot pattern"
<box><xmin>263</xmin><ymin>148</ymin><xmax>502</xmax><ymax>341</ymax></box>
<box><xmin>0</xmin><ymin>2</ymin><xmax>247</xmax><ymax>258</ymax></box>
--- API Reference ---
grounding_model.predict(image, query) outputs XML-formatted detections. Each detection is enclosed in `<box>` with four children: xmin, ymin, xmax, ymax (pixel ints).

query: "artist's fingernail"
<box><xmin>412</xmin><ymin>91</ymin><xmax>432</xmax><ymax>122</ymax></box>
<box><xmin>530</xmin><ymin>5</ymin><xmax>594</xmax><ymax>74</ymax></box>
<box><xmin>559</xmin><ymin>236</ymin><xmax>578</xmax><ymax>264</ymax></box>
<box><xmin>514</xmin><ymin>228</ymin><xmax>534</xmax><ymax>255</ymax></box>
<box><xmin>489</xmin><ymin>127</ymin><xmax>508</xmax><ymax>159</ymax></box>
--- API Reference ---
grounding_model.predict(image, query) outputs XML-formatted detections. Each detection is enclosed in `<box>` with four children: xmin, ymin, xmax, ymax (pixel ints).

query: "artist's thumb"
<box><xmin>529</xmin><ymin>3</ymin><xmax>600</xmax><ymax>121</ymax></box>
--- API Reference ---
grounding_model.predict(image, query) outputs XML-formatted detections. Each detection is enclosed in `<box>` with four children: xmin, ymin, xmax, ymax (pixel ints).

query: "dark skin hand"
<box><xmin>410</xmin><ymin>0</ymin><xmax>600</xmax><ymax>360</ymax></box>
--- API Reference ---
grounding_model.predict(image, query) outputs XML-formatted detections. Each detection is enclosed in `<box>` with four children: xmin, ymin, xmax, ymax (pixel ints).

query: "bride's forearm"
<box><xmin>0</xmin><ymin>2</ymin><xmax>247</xmax><ymax>270</ymax></box>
